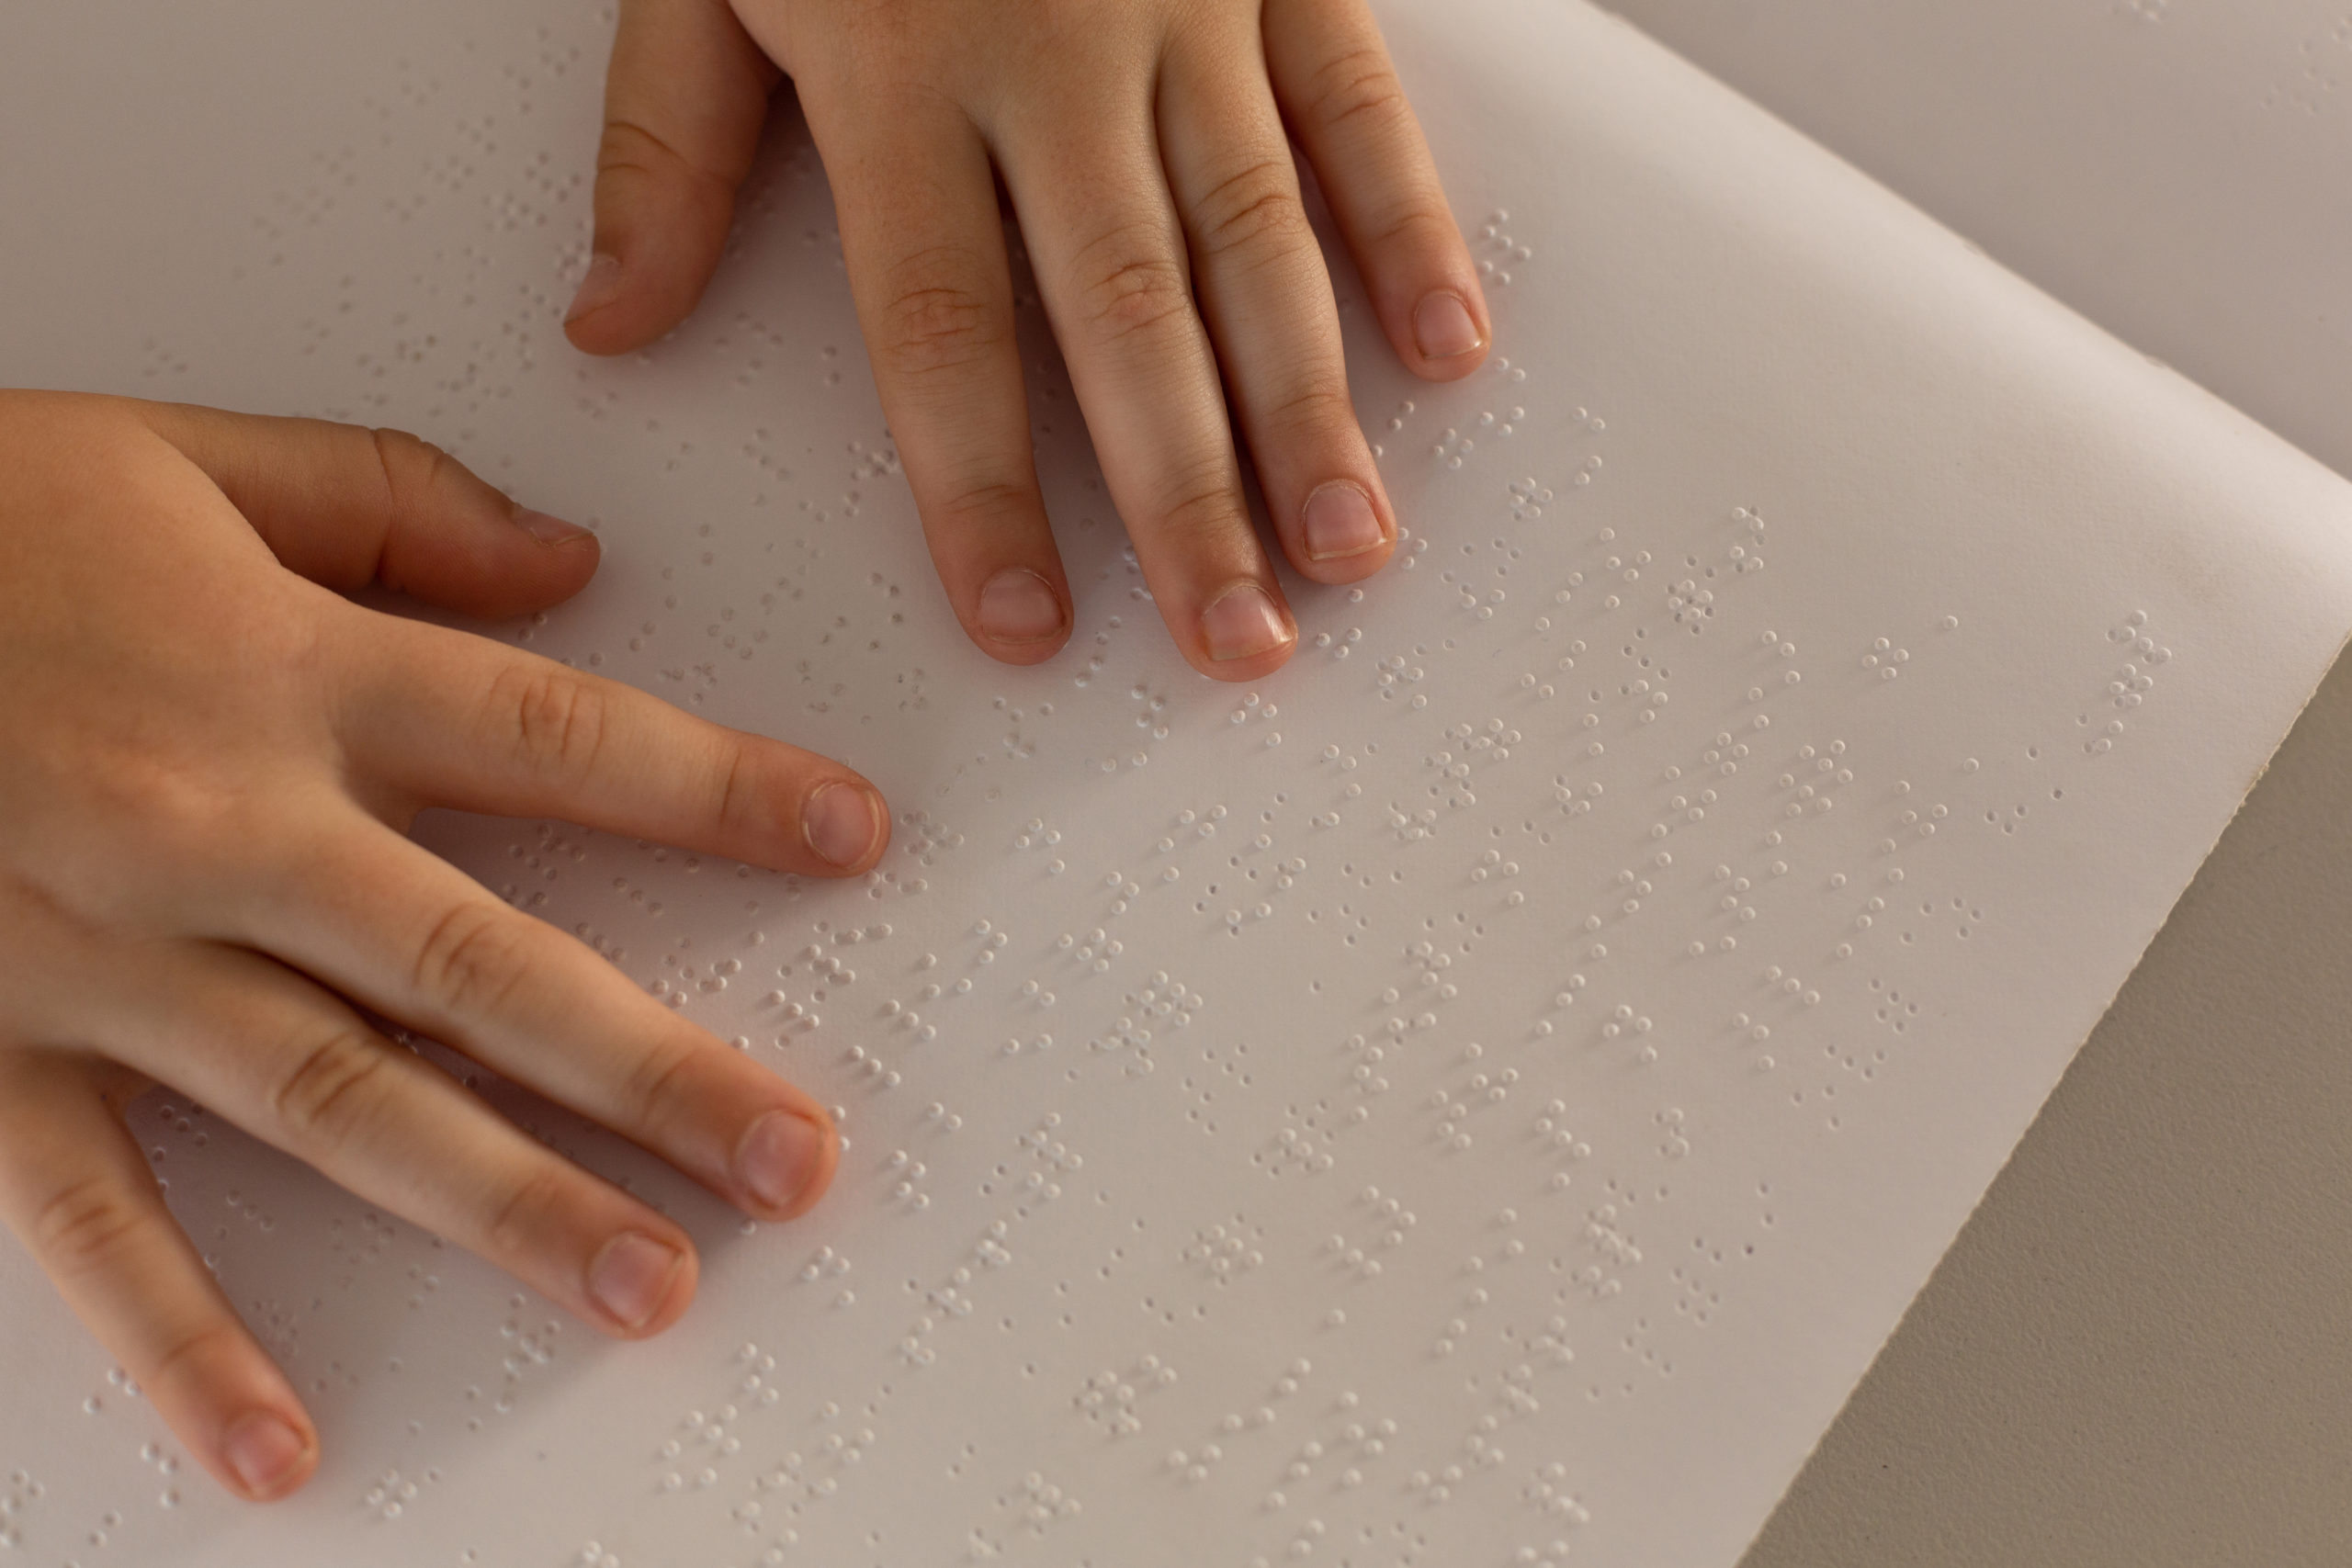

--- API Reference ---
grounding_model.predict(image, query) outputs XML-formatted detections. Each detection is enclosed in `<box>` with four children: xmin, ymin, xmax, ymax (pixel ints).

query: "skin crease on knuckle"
<box><xmin>487</xmin><ymin>660</ymin><xmax>609</xmax><ymax>787</ymax></box>
<box><xmin>1185</xmin><ymin>159</ymin><xmax>1314</xmax><ymax>269</ymax></box>
<box><xmin>29</xmin><ymin>1170</ymin><xmax>154</xmax><ymax>1284</ymax></box>
<box><xmin>409</xmin><ymin>898</ymin><xmax>538</xmax><ymax>1020</ymax></box>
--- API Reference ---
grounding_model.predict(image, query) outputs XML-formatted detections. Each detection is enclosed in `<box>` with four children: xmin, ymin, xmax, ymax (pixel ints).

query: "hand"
<box><xmin>564</xmin><ymin>0</ymin><xmax>1490</xmax><ymax>680</ymax></box>
<box><xmin>0</xmin><ymin>392</ymin><xmax>882</xmax><ymax>1501</ymax></box>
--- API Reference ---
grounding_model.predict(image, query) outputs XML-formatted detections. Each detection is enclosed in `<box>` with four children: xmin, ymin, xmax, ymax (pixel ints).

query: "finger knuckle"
<box><xmin>929</xmin><ymin>474</ymin><xmax>1037</xmax><ymax>530</ymax></box>
<box><xmin>1307</xmin><ymin>47</ymin><xmax>1410</xmax><ymax>137</ymax></box>
<box><xmin>487</xmin><ymin>662</ymin><xmax>608</xmax><ymax>784</ymax></box>
<box><xmin>269</xmin><ymin>1027</ymin><xmax>395</xmax><ymax>1145</ymax></box>
<box><xmin>1151</xmin><ymin>461</ymin><xmax>1249</xmax><ymax>546</ymax></box>
<box><xmin>410</xmin><ymin>899</ymin><xmax>533</xmax><ymax>1017</ymax></box>
<box><xmin>367</xmin><ymin>425</ymin><xmax>450</xmax><ymax>517</ymax></box>
<box><xmin>32</xmin><ymin>1174</ymin><xmax>155</xmax><ymax>1280</ymax></box>
<box><xmin>872</xmin><ymin>253</ymin><xmax>1003</xmax><ymax>379</ymax></box>
<box><xmin>618</xmin><ymin>1034</ymin><xmax>706</xmax><ymax>1142</ymax></box>
<box><xmin>484</xmin><ymin>1163</ymin><xmax>573</xmax><ymax>1262</ymax></box>
<box><xmin>1187</xmin><ymin>159</ymin><xmax>1309</xmax><ymax>265</ymax></box>
<box><xmin>1261</xmin><ymin>382</ymin><xmax>1359</xmax><ymax>442</ymax></box>
<box><xmin>1368</xmin><ymin>202</ymin><xmax>1454</xmax><ymax>258</ymax></box>
<box><xmin>596</xmin><ymin>117</ymin><xmax>738</xmax><ymax>197</ymax></box>
<box><xmin>1068</xmin><ymin>231</ymin><xmax>1193</xmax><ymax>346</ymax></box>
<box><xmin>143</xmin><ymin>1320</ymin><xmax>250</xmax><ymax>1399</ymax></box>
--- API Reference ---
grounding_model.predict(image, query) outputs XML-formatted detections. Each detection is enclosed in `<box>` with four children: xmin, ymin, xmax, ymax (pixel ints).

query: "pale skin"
<box><xmin>566</xmin><ymin>0</ymin><xmax>1490</xmax><ymax>677</ymax></box>
<box><xmin>0</xmin><ymin>0</ymin><xmax>1481</xmax><ymax>1506</ymax></box>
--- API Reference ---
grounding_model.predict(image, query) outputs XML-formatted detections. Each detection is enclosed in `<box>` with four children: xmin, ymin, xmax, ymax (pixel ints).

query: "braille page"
<box><xmin>3</xmin><ymin>2</ymin><xmax>2349</xmax><ymax>1566</ymax></box>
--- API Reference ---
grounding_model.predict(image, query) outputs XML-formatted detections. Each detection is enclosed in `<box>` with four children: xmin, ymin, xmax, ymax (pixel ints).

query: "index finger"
<box><xmin>334</xmin><ymin>611</ymin><xmax>889</xmax><ymax>878</ymax></box>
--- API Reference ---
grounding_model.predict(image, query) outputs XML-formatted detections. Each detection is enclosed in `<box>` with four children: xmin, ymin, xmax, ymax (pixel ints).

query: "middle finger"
<box><xmin>994</xmin><ymin>67</ymin><xmax>1299</xmax><ymax>680</ymax></box>
<box><xmin>232</xmin><ymin>812</ymin><xmax>840</xmax><ymax>1225</ymax></box>
<box><xmin>1158</xmin><ymin>17</ymin><xmax>1397</xmax><ymax>584</ymax></box>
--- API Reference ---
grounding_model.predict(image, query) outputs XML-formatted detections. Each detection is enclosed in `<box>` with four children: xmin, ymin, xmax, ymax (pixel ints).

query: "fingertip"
<box><xmin>775</xmin><ymin>1102</ymin><xmax>842</xmax><ymax>1222</ymax></box>
<box><xmin>1407</xmin><ymin>288</ymin><xmax>1490</xmax><ymax>380</ymax></box>
<box><xmin>801</xmin><ymin>779</ymin><xmax>890</xmax><ymax>875</ymax></box>
<box><xmin>1293</xmin><ymin>480</ymin><xmax>1395</xmax><ymax>583</ymax></box>
<box><xmin>220</xmin><ymin>1407</ymin><xmax>319</xmax><ymax>1503</ymax></box>
<box><xmin>561</xmin><ymin>248</ymin><xmax>666</xmax><ymax>358</ymax></box>
<box><xmin>1194</xmin><ymin>582</ymin><xmax>1299</xmax><ymax>682</ymax></box>
<box><xmin>970</xmin><ymin>568</ymin><xmax>1072</xmax><ymax>663</ymax></box>
<box><xmin>587</xmin><ymin>1228</ymin><xmax>698</xmax><ymax>1339</ymax></box>
<box><xmin>511</xmin><ymin>507</ymin><xmax>603</xmax><ymax>591</ymax></box>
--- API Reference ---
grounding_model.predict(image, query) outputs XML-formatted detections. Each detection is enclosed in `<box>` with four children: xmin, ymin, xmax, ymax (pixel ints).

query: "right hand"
<box><xmin>0</xmin><ymin>391</ymin><xmax>878</xmax><ymax>1502</ymax></box>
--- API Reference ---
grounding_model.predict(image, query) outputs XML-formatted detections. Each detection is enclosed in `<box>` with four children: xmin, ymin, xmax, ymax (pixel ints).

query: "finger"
<box><xmin>1263</xmin><ymin>0</ymin><xmax>1490</xmax><ymax>380</ymax></box>
<box><xmin>334</xmin><ymin>613</ymin><xmax>889</xmax><ymax>877</ymax></box>
<box><xmin>140</xmin><ymin>402</ymin><xmax>600</xmax><ymax>619</ymax></box>
<box><xmin>566</xmin><ymin>0</ymin><xmax>779</xmax><ymax>354</ymax></box>
<box><xmin>0</xmin><ymin>1052</ymin><xmax>319</xmax><ymax>1502</ymax></box>
<box><xmin>809</xmin><ymin>96</ymin><xmax>1070</xmax><ymax>660</ymax></box>
<box><xmin>235</xmin><ymin>816</ymin><xmax>841</xmax><ymax>1226</ymax></box>
<box><xmin>1160</xmin><ymin>28</ymin><xmax>1396</xmax><ymax>583</ymax></box>
<box><xmin>996</xmin><ymin>89</ymin><xmax>1298</xmax><ymax>680</ymax></box>
<box><xmin>110</xmin><ymin>942</ymin><xmax>707</xmax><ymax>1340</ymax></box>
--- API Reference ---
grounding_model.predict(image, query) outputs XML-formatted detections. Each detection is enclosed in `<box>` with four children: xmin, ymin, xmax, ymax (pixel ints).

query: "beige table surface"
<box><xmin>1590</xmin><ymin>4</ymin><xmax>2352</xmax><ymax>1562</ymax></box>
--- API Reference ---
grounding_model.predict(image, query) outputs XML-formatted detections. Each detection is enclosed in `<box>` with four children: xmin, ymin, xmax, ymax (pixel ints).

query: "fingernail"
<box><xmin>512</xmin><ymin>507</ymin><xmax>594</xmax><ymax>546</ymax></box>
<box><xmin>1302</xmin><ymin>481</ymin><xmax>1386</xmax><ymax>561</ymax></box>
<box><xmin>221</xmin><ymin>1411</ymin><xmax>307</xmax><ymax>1496</ymax></box>
<box><xmin>803</xmin><ymin>781</ymin><xmax>880</xmax><ymax>869</ymax></box>
<box><xmin>738</xmin><ymin>1109</ymin><xmax>828</xmax><ymax>1213</ymax></box>
<box><xmin>587</xmin><ymin>1231</ymin><xmax>683</xmax><ymax>1331</ymax></box>
<box><xmin>975</xmin><ymin>568</ymin><xmax>1066</xmax><ymax>644</ymax></box>
<box><xmin>565</xmin><ymin>252</ymin><xmax>625</xmax><ymax>325</ymax></box>
<box><xmin>1412</xmin><ymin>290</ymin><xmax>1484</xmax><ymax>361</ymax></box>
<box><xmin>1201</xmin><ymin>583</ymin><xmax>1292</xmax><ymax>662</ymax></box>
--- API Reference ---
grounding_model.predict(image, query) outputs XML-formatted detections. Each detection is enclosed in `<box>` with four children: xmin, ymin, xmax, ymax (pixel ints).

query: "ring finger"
<box><xmin>994</xmin><ymin>76</ymin><xmax>1298</xmax><ymax>680</ymax></box>
<box><xmin>102</xmin><ymin>940</ymin><xmax>705</xmax><ymax>1340</ymax></box>
<box><xmin>1159</xmin><ymin>21</ymin><xmax>1396</xmax><ymax>583</ymax></box>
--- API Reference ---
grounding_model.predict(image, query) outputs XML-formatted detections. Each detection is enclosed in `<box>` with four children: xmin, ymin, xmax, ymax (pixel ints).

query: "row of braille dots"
<box><xmin>1072</xmin><ymin>1354</ymin><xmax>1179</xmax><ymax>1437</ymax></box>
<box><xmin>1511</xmin><ymin>1463</ymin><xmax>1595</xmax><ymax>1566</ymax></box>
<box><xmin>1069</xmin><ymin>613</ymin><xmax>1131</xmax><ymax>694</ymax></box>
<box><xmin>359</xmin><ymin>1464</ymin><xmax>438</xmax><ymax>1522</ymax></box>
<box><xmin>2090</xmin><ymin>608</ymin><xmax>2169</xmax><ymax>755</ymax></box>
<box><xmin>1508</xmin><ymin>475</ymin><xmax>1556</xmax><ymax>525</ymax></box>
<box><xmin>898</xmin><ymin>1236</ymin><xmax>1000</xmax><ymax>1367</ymax></box>
<box><xmin>1729</xmin><ymin>960</ymin><xmax>1825</xmax><ymax>1075</ymax></box>
<box><xmin>896</xmin><ymin>808</ymin><xmax>965</xmax><ymax>871</ymax></box>
<box><xmin>1407</xmin><ymin>1415</ymin><xmax>1513</xmax><ymax>1504</ymax></box>
<box><xmin>1324</xmin><ymin>1198</ymin><xmax>1415</xmax><ymax>1284</ymax></box>
<box><xmin>1340</xmin><ymin>1032</ymin><xmax>1398</xmax><ymax>1107</ymax></box>
<box><xmin>1257</xmin><ymin>1106</ymin><xmax>1351</xmax><ymax>1177</ymax></box>
<box><xmin>1663</xmin><ymin>509</ymin><xmax>1766</xmax><ymax>632</ymax></box>
<box><xmin>897</xmin><ymin>945</ymin><xmax>975</xmax><ymax>1043</ymax></box>
<box><xmin>1167</xmin><ymin>1358</ymin><xmax>1319</xmax><ymax>1485</ymax></box>
<box><xmin>1433</xmin><ymin>1213</ymin><xmax>1537</xmax><ymax>1359</ymax></box>
<box><xmin>1306</xmin><ymin>744</ymin><xmax>1373</xmax><ymax>829</ymax></box>
<box><xmin>1227</xmin><ymin>689</ymin><xmax>1284</xmax><ymax>754</ymax></box>
<box><xmin>1477</xmin><ymin>208</ymin><xmax>1533</xmax><ymax>288</ymax></box>
<box><xmin>0</xmin><ymin>1468</ymin><xmax>44</xmax><ymax>1552</ymax></box>
<box><xmin>976</xmin><ymin>1471</ymin><xmax>1083</xmax><ymax>1545</ymax></box>
<box><xmin>1431</xmin><ymin>1060</ymin><xmax>1527</xmax><ymax>1153</ymax></box>
<box><xmin>1186</xmin><ymin>1218</ymin><xmax>1266</xmax><ymax>1283</ymax></box>
<box><xmin>1306</xmin><ymin>622</ymin><xmax>1366</xmax><ymax>658</ymax></box>
<box><xmin>734</xmin><ymin>1408</ymin><xmax>871</xmax><ymax>1529</ymax></box>
<box><xmin>1256</xmin><ymin>1417</ymin><xmax>1406</xmax><ymax>1532</ymax></box>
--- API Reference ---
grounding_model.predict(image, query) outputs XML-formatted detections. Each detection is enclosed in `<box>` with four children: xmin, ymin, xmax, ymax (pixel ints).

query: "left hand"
<box><xmin>564</xmin><ymin>0</ymin><xmax>1490</xmax><ymax>682</ymax></box>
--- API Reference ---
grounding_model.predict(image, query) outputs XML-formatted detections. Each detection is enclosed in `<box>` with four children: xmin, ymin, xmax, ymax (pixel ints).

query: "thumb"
<box><xmin>564</xmin><ymin>0</ymin><xmax>780</xmax><ymax>355</ymax></box>
<box><xmin>141</xmin><ymin>401</ymin><xmax>601</xmax><ymax>621</ymax></box>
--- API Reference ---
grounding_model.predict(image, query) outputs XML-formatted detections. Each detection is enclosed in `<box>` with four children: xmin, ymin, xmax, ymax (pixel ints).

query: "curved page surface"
<box><xmin>1</xmin><ymin>2</ymin><xmax>2347</xmax><ymax>1564</ymax></box>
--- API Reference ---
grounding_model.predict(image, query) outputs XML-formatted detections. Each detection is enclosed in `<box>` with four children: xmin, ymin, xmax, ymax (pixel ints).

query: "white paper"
<box><xmin>3</xmin><ymin>2</ymin><xmax>2348</xmax><ymax>1564</ymax></box>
